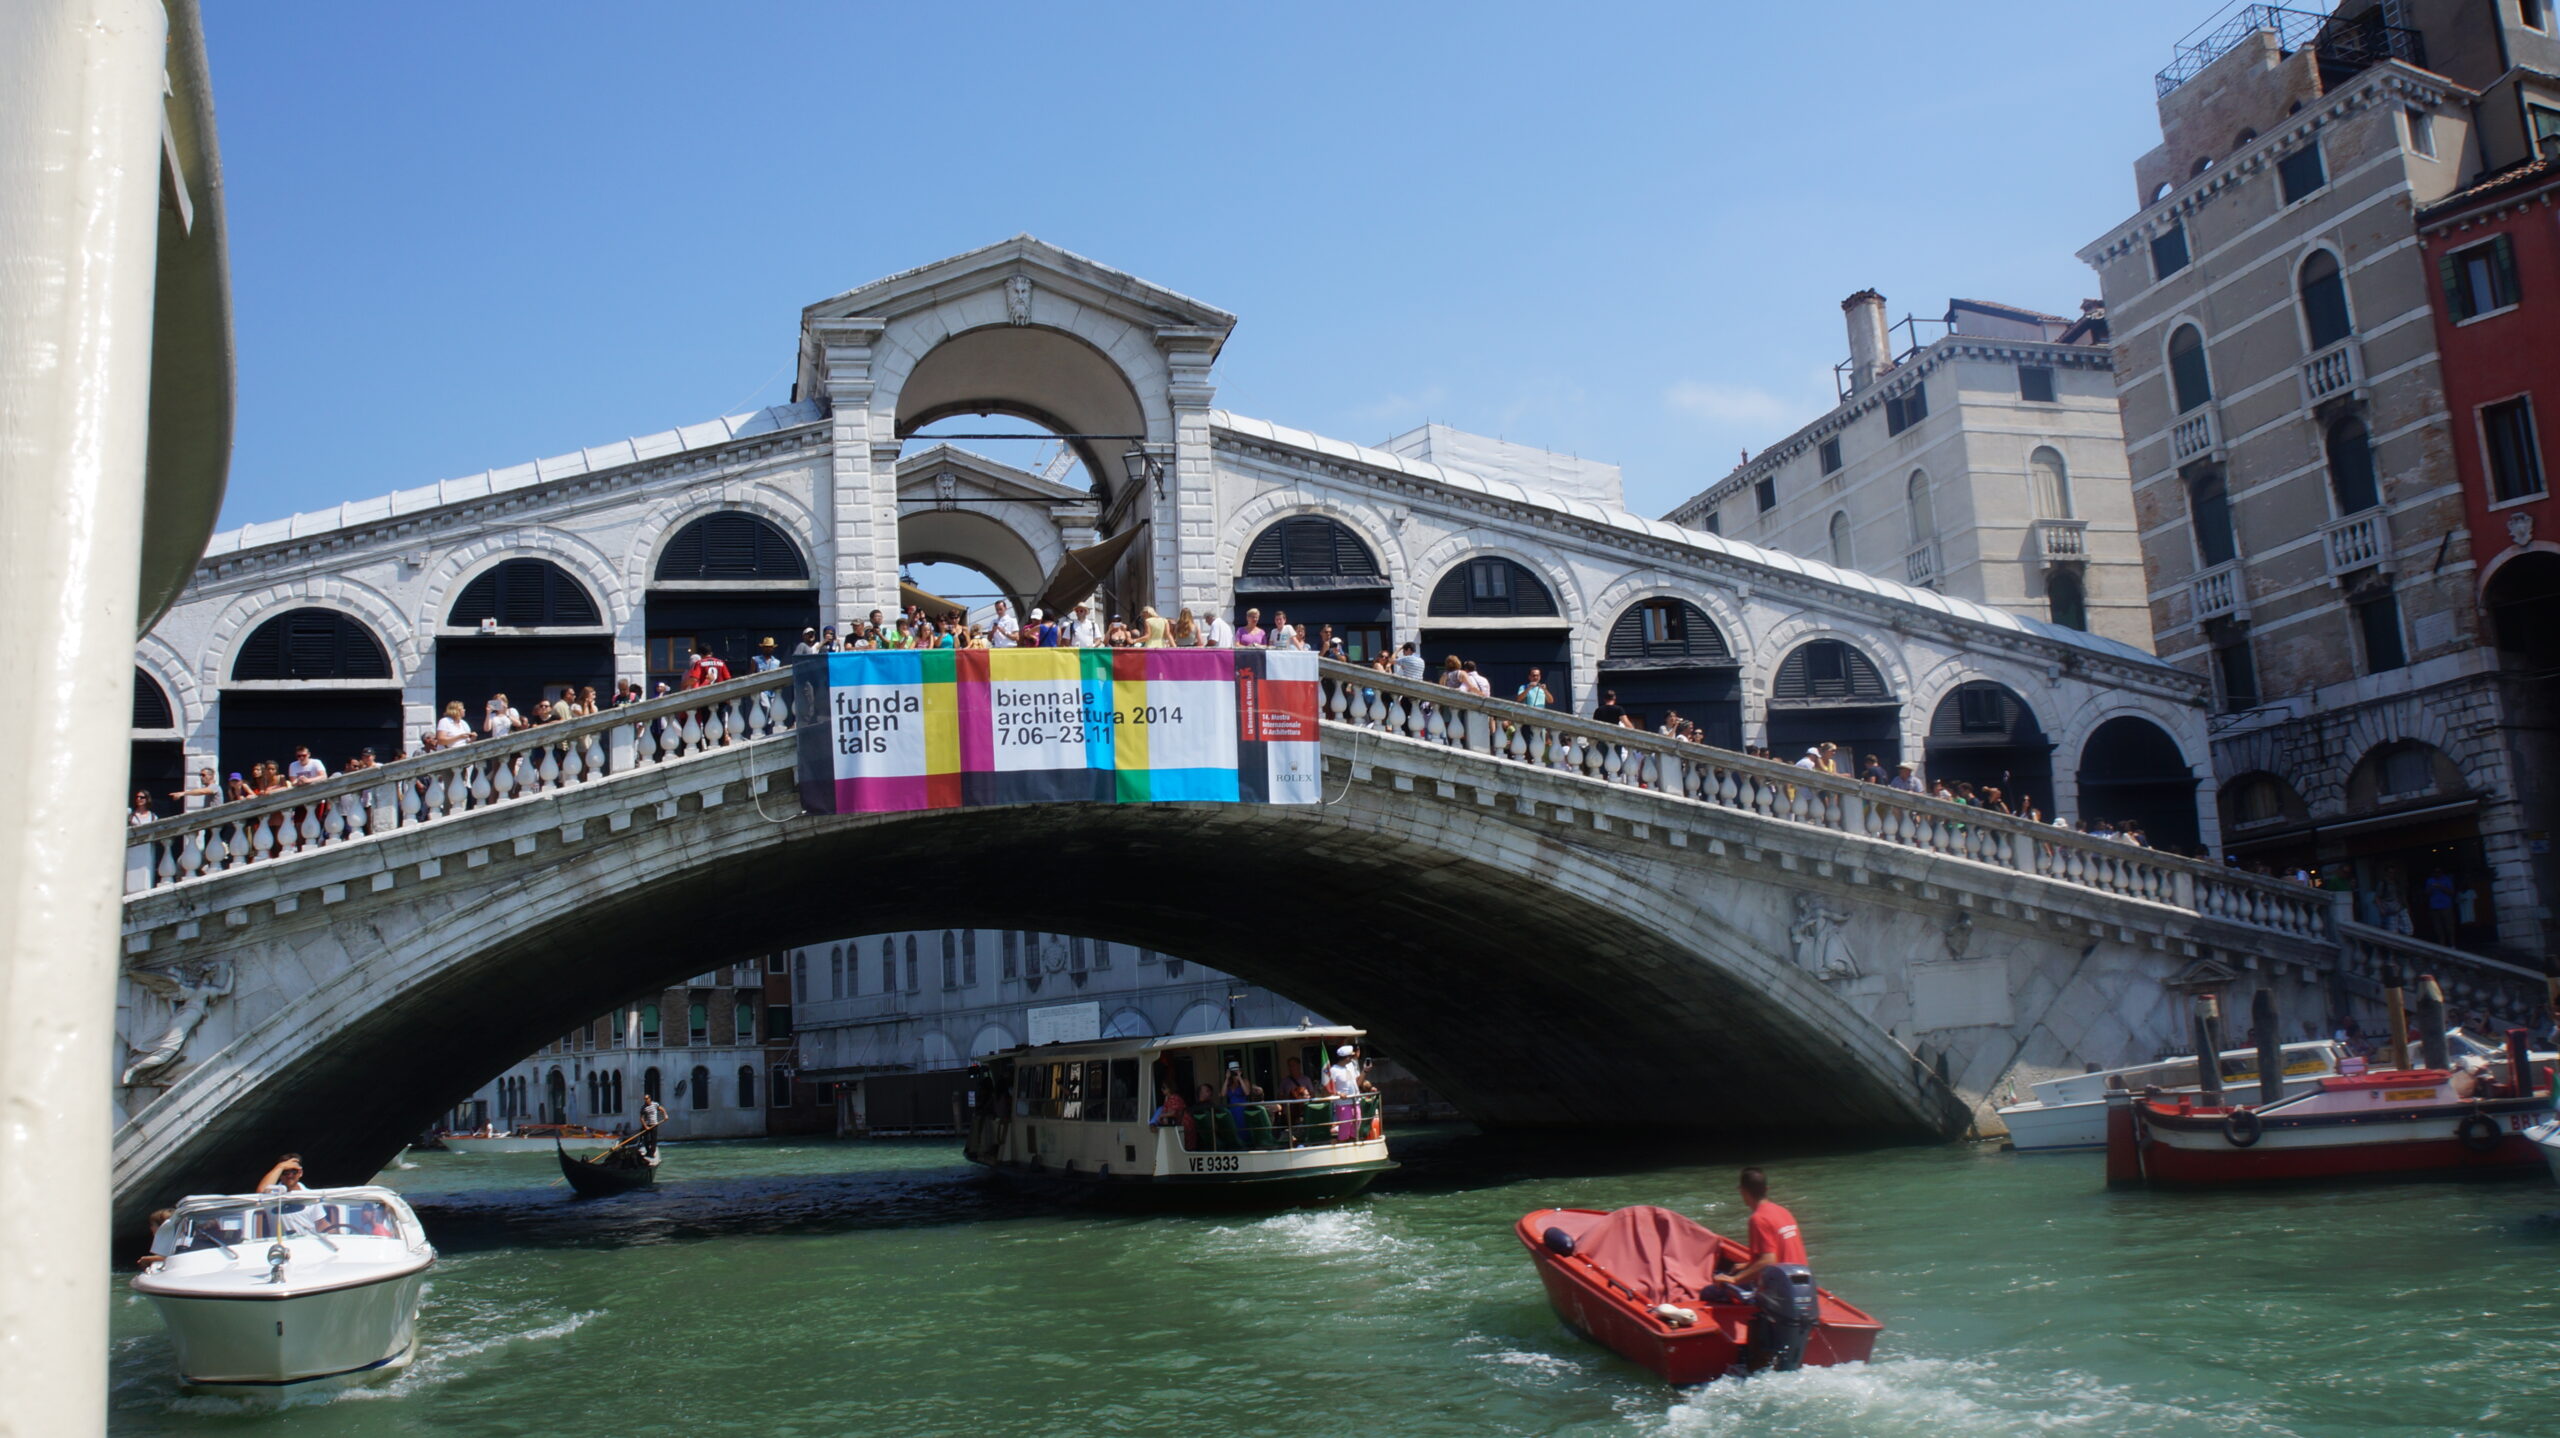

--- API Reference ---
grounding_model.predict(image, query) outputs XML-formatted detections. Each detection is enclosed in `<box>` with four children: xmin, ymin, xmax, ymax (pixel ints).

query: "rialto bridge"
<box><xmin>111</xmin><ymin>237</ymin><xmax>2539</xmax><ymax>1226</ymax></box>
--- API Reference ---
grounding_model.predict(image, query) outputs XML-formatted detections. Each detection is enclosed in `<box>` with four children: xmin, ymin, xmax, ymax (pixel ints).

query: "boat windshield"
<box><xmin>169</xmin><ymin>1197</ymin><xmax>402</xmax><ymax>1252</ymax></box>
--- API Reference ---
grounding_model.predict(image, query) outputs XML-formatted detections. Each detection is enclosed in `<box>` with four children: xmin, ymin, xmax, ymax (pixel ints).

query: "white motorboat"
<box><xmin>1997</xmin><ymin>1040</ymin><xmax>2344</xmax><ymax>1152</ymax></box>
<box><xmin>2526</xmin><ymin>1117</ymin><xmax>2560</xmax><ymax>1184</ymax></box>
<box><xmin>134</xmin><ymin>1185</ymin><xmax>434</xmax><ymax>1392</ymax></box>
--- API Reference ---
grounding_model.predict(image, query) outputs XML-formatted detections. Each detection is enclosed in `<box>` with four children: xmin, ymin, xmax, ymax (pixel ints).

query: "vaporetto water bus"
<box><xmin>964</xmin><ymin>1025</ymin><xmax>1396</xmax><ymax>1208</ymax></box>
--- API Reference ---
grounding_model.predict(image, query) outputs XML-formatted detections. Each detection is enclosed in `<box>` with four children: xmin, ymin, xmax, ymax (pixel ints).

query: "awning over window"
<box><xmin>1035</xmin><ymin>524</ymin><xmax>1146</xmax><ymax>618</ymax></box>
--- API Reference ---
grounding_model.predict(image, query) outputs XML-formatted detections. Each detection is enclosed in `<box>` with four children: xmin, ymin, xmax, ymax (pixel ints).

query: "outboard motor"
<box><xmin>1747</xmin><ymin>1264</ymin><xmax>1819</xmax><ymax>1373</ymax></box>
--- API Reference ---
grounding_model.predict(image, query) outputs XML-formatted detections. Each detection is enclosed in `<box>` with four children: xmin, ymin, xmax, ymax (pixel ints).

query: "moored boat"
<box><xmin>2526</xmin><ymin>1116</ymin><xmax>2560</xmax><ymax>1184</ymax></box>
<box><xmin>2105</xmin><ymin>1069</ymin><xmax>2550</xmax><ymax>1184</ymax></box>
<box><xmin>965</xmin><ymin>1025</ymin><xmax>1395</xmax><ymax>1209</ymax></box>
<box><xmin>439</xmin><ymin>1124</ymin><xmax>620</xmax><ymax>1154</ymax></box>
<box><xmin>1515</xmin><ymin>1206</ymin><xmax>1881</xmax><ymax>1386</ymax></box>
<box><xmin>557</xmin><ymin>1132</ymin><xmax>659</xmax><ymax>1197</ymax></box>
<box><xmin>1997</xmin><ymin>1040</ymin><xmax>2343</xmax><ymax>1152</ymax></box>
<box><xmin>134</xmin><ymin>1185</ymin><xmax>434</xmax><ymax>1393</ymax></box>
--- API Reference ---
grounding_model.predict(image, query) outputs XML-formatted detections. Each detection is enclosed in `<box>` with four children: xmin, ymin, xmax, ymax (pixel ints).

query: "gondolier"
<box><xmin>638</xmin><ymin>1094</ymin><xmax>668</xmax><ymax>1156</ymax></box>
<box><xmin>1714</xmin><ymin>1167</ymin><xmax>1821</xmax><ymax>1375</ymax></box>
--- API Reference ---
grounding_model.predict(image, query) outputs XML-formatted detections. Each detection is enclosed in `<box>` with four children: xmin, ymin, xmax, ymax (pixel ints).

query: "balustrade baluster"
<box><xmin>177</xmin><ymin>828</ymin><xmax>204</xmax><ymax>881</ymax></box>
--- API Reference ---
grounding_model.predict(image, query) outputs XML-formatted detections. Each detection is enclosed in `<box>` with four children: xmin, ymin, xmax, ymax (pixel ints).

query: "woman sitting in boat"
<box><xmin>1149</xmin><ymin>1064</ymin><xmax>1197</xmax><ymax>1149</ymax></box>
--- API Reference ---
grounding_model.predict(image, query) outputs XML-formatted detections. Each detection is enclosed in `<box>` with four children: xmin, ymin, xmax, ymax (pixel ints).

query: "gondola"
<box><xmin>555</xmin><ymin>1130</ymin><xmax>659</xmax><ymax>1198</ymax></box>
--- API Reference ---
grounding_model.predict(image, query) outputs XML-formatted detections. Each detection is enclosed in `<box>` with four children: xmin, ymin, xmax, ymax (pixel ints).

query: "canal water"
<box><xmin>108</xmin><ymin>1128</ymin><xmax>2560</xmax><ymax>1436</ymax></box>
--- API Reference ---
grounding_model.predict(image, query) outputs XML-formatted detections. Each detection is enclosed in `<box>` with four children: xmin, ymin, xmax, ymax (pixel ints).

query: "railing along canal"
<box><xmin>124</xmin><ymin>669</ymin><xmax>801</xmax><ymax>893</ymax></box>
<box><xmin>1317</xmin><ymin>664</ymin><xmax>2333</xmax><ymax>942</ymax></box>
<box><xmin>125</xmin><ymin>658</ymin><xmax>2334</xmax><ymax>944</ymax></box>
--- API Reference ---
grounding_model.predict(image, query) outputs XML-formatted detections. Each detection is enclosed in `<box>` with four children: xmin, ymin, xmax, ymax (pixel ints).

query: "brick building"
<box><xmin>2077</xmin><ymin>1</ymin><xmax>2560</xmax><ymax>959</ymax></box>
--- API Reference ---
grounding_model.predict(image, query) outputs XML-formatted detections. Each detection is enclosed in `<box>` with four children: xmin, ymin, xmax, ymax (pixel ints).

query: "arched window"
<box><xmin>2325</xmin><ymin>417</ymin><xmax>2381</xmax><ymax>513</ymax></box>
<box><xmin>961</xmin><ymin>930</ymin><xmax>978</xmax><ymax>985</ymax></box>
<box><xmin>737</xmin><ymin>1065</ymin><xmax>757</xmax><ymax>1109</ymax></box>
<box><xmin>2168</xmin><ymin>325</ymin><xmax>2212</xmax><ymax>413</ymax></box>
<box><xmin>941</xmin><ymin>931</ymin><xmax>958</xmax><ymax>988</ymax></box>
<box><xmin>1002</xmin><ymin>930</ymin><xmax>1019</xmax><ymax>980</ymax></box>
<box><xmin>654</xmin><ymin>511</ymin><xmax>809</xmax><ymax>581</ymax></box>
<box><xmin>1069</xmin><ymin>937</ymin><xmax>1088</xmax><ymax>974</ymax></box>
<box><xmin>2233</xmin><ymin>128</ymin><xmax>2258</xmax><ymax>151</ymax></box>
<box><xmin>1427</xmin><ymin>558</ymin><xmax>1558</xmax><ymax>617</ymax></box>
<box><xmin>2029</xmin><ymin>447</ymin><xmax>2072</xmax><ymax>519</ymax></box>
<box><xmin>643</xmin><ymin>1067</ymin><xmax>662</xmax><ymax>1107</ymax></box>
<box><xmin>639</xmin><ymin>1003</ymin><xmax>661</xmax><ymax>1042</ymax></box>
<box><xmin>447</xmin><ymin>558</ymin><xmax>601</xmax><ymax>628</ymax></box>
<box><xmin>1906</xmin><ymin>471</ymin><xmax>1936</xmax><ymax>545</ymax></box>
<box><xmin>230</xmin><ymin>608</ymin><xmax>393</xmax><ymax>681</ymax></box>
<box><xmin>688</xmin><ymin>1000</ymin><xmax>708</xmax><ymax>1043</ymax></box>
<box><xmin>1240</xmin><ymin>517</ymin><xmax>1381</xmax><ymax>580</ymax></box>
<box><xmin>793</xmin><ymin>951</ymin><xmax>808</xmax><ymax>998</ymax></box>
<box><xmin>2298</xmin><ymin>251</ymin><xmax>2352</xmax><ymax>350</ymax></box>
<box><xmin>132</xmin><ymin>668</ymin><xmax>175</xmax><ymax>729</ymax></box>
<box><xmin>880</xmin><ymin>938</ymin><xmax>896</xmax><ymax>992</ymax></box>
<box><xmin>1606</xmin><ymin>598</ymin><xmax>1733</xmax><ymax>663</ymax></box>
<box><xmin>2190</xmin><ymin>156</ymin><xmax>2214</xmax><ymax>178</ymax></box>
<box><xmin>586</xmin><ymin>1072</ymin><xmax>599</xmax><ymax>1112</ymax></box>
<box><xmin>1828</xmin><ymin>512</ymin><xmax>1853</xmax><ymax>568</ymax></box>
<box><xmin>2048</xmin><ymin>570</ymin><xmax>2088</xmax><ymax>631</ymax></box>
<box><xmin>1771</xmin><ymin>640</ymin><xmax>1892</xmax><ymax>702</ymax></box>
<box><xmin>689</xmin><ymin>1064</ymin><xmax>711</xmax><ymax>1110</ymax></box>
<box><xmin>903</xmin><ymin>934</ymin><xmax>918</xmax><ymax>991</ymax></box>
<box><xmin>609</xmin><ymin>1070</ymin><xmax>624</xmax><ymax>1114</ymax></box>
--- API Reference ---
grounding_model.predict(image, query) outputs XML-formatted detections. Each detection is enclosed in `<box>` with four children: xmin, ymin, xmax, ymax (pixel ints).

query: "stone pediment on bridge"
<box><xmin>897</xmin><ymin>444</ymin><xmax>1092</xmax><ymax>506</ymax></box>
<box><xmin>2166</xmin><ymin>957</ymin><xmax>2244</xmax><ymax>991</ymax></box>
<box><xmin>801</xmin><ymin>234</ymin><xmax>1237</xmax><ymax>339</ymax></box>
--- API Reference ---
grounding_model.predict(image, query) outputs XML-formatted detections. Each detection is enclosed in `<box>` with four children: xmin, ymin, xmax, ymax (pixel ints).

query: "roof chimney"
<box><xmin>1842</xmin><ymin>290</ymin><xmax>1891</xmax><ymax>393</ymax></box>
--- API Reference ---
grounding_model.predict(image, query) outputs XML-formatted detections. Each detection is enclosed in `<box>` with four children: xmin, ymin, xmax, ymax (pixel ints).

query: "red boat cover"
<box><xmin>1572</xmin><ymin>1205</ymin><xmax>1728</xmax><ymax>1306</ymax></box>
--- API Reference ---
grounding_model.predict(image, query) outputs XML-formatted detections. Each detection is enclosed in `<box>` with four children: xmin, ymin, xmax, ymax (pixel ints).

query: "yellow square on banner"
<box><xmin>923</xmin><ymin>679</ymin><xmax>961</xmax><ymax>775</ymax></box>
<box><xmin>992</xmin><ymin>648</ymin><xmax>1082</xmax><ymax>684</ymax></box>
<box><xmin>1113</xmin><ymin>676</ymin><xmax>1150</xmax><ymax>772</ymax></box>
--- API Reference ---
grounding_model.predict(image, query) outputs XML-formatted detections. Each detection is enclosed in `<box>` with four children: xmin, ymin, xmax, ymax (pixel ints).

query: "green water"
<box><xmin>107</xmin><ymin>1129</ymin><xmax>2560</xmax><ymax>1437</ymax></box>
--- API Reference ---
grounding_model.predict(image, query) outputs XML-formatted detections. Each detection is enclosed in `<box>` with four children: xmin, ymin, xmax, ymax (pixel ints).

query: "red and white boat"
<box><xmin>2105</xmin><ymin>1068</ymin><xmax>2550</xmax><ymax>1185</ymax></box>
<box><xmin>1515</xmin><ymin>1206</ymin><xmax>1881</xmax><ymax>1386</ymax></box>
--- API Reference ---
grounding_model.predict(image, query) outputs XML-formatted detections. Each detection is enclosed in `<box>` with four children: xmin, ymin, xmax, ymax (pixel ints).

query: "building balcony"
<box><xmin>2300</xmin><ymin>338</ymin><xmax>2364</xmax><ymax>408</ymax></box>
<box><xmin>2191</xmin><ymin>560</ymin><xmax>2246</xmax><ymax>622</ymax></box>
<box><xmin>2170</xmin><ymin>406</ymin><xmax>2222</xmax><ymax>466</ymax></box>
<box><xmin>2033</xmin><ymin>517</ymin><xmax>2088</xmax><ymax>566</ymax></box>
<box><xmin>2321</xmin><ymin>508</ymin><xmax>2390</xmax><ymax>579</ymax></box>
<box><xmin>1904</xmin><ymin>541</ymin><xmax>1940</xmax><ymax>587</ymax></box>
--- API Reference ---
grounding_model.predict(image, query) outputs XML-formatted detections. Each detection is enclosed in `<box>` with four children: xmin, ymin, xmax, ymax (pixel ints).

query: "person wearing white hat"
<box><xmin>1325</xmin><ymin>1043</ymin><xmax>1366</xmax><ymax>1144</ymax></box>
<box><xmin>1795</xmin><ymin>747</ymin><xmax>1821</xmax><ymax>771</ymax></box>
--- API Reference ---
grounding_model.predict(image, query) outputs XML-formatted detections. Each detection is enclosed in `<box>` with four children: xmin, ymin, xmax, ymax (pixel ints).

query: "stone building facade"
<box><xmin>2077</xmin><ymin>2</ymin><xmax>2560</xmax><ymax>959</ymax></box>
<box><xmin>1665</xmin><ymin>293</ymin><xmax>2153</xmax><ymax>653</ymax></box>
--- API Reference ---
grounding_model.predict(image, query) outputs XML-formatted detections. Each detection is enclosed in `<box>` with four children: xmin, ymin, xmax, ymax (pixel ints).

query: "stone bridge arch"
<box><xmin>111</xmin><ymin>755</ymin><xmax>1968</xmax><ymax>1226</ymax></box>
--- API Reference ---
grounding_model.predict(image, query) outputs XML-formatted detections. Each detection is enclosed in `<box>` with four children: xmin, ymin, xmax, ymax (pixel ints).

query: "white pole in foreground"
<box><xmin>0</xmin><ymin>1</ymin><xmax>171</xmax><ymax>1430</ymax></box>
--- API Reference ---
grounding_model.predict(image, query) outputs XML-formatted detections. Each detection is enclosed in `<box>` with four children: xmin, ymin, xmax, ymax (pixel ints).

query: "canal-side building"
<box><xmin>454</xmin><ymin>954</ymin><xmax>825</xmax><ymax>1140</ymax></box>
<box><xmin>786</xmin><ymin>930</ymin><xmax>1328</xmax><ymax>1135</ymax></box>
<box><xmin>2076</xmin><ymin>2</ymin><xmax>2560</xmax><ymax>960</ymax></box>
<box><xmin>1662</xmin><ymin>293</ymin><xmax>2150</xmax><ymax>655</ymax></box>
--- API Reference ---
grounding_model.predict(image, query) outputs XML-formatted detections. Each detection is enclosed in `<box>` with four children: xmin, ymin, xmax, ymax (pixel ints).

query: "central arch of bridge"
<box><xmin>114</xmin><ymin>775</ymin><xmax>1953</xmax><ymax>1224</ymax></box>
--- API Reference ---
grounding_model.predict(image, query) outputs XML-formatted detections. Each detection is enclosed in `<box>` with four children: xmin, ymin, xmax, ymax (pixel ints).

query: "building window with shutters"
<box><xmin>1819</xmin><ymin>436</ymin><xmax>1843</xmax><ymax>473</ymax></box>
<box><xmin>2168</xmin><ymin>325</ymin><xmax>2212</xmax><ymax>412</ymax></box>
<box><xmin>689</xmin><ymin>1065</ymin><xmax>710</xmax><ymax>1110</ymax></box>
<box><xmin>961</xmin><ymin>930</ymin><xmax>978</xmax><ymax>985</ymax></box>
<box><xmin>1002</xmin><ymin>930</ymin><xmax>1018</xmax><ymax>980</ymax></box>
<box><xmin>1884</xmin><ymin>383</ymin><xmax>1927</xmax><ymax>435</ymax></box>
<box><xmin>654</xmin><ymin>512</ymin><xmax>810</xmax><ymax>581</ymax></box>
<box><xmin>1069</xmin><ymin>937</ymin><xmax>1087</xmax><ymax>974</ymax></box>
<box><xmin>230</xmin><ymin>608</ymin><xmax>394</xmax><ymax>681</ymax></box>
<box><xmin>941</xmin><ymin>931</ymin><xmax>958</xmax><ymax>988</ymax></box>
<box><xmin>1642</xmin><ymin>602</ymin><xmax>1682</xmax><ymax>647</ymax></box>
<box><xmin>2482</xmin><ymin>398</ymin><xmax>2546</xmax><ymax>502</ymax></box>
<box><xmin>2215</xmin><ymin>637</ymin><xmax>2259</xmax><ymax>712</ymax></box>
<box><xmin>448</xmin><ymin>559</ymin><xmax>602</xmax><ymax>629</ymax></box>
<box><xmin>2048</xmin><ymin>570</ymin><xmax>2088</xmax><ymax>632</ymax></box>
<box><xmin>2325</xmin><ymin>418</ymin><xmax>2381</xmax><ymax>514</ymax></box>
<box><xmin>904</xmin><ymin>935</ymin><xmax>918</xmax><ymax>991</ymax></box>
<box><xmin>640</xmin><ymin>1003</ymin><xmax>661</xmax><ymax>1044</ymax></box>
<box><xmin>2276</xmin><ymin>143</ymin><xmax>2326</xmax><ymax>204</ymax></box>
<box><xmin>792</xmin><ymin>951</ymin><xmax>807</xmax><ymax>1000</ymax></box>
<box><xmin>2152</xmin><ymin>223</ymin><xmax>2190</xmax><ymax>281</ymax></box>
<box><xmin>2017</xmin><ymin>366</ymin><xmax>2056</xmax><ymax>403</ymax></box>
<box><xmin>1754</xmin><ymin>475</ymin><xmax>1777</xmax><ymax>512</ymax></box>
<box><xmin>880</xmin><ymin>939</ymin><xmax>895</xmax><ymax>993</ymax></box>
<box><xmin>1427</xmin><ymin>559</ymin><xmax>1558</xmax><ymax>618</ymax></box>
<box><xmin>2298</xmin><ymin>251</ymin><xmax>2352</xmax><ymax>350</ymax></box>
<box><xmin>2356</xmin><ymin>589</ymin><xmax>2408</xmax><ymax>673</ymax></box>
<box><xmin>2445</xmin><ymin>236</ymin><xmax>2519</xmax><ymax>322</ymax></box>
<box><xmin>829</xmin><ymin>947</ymin><xmax>845</xmax><ymax>999</ymax></box>
<box><xmin>1092</xmin><ymin>941</ymin><xmax>1110</xmax><ymax>971</ymax></box>
<box><xmin>688</xmin><ymin>998</ymin><xmax>708</xmax><ymax>1045</ymax></box>
<box><xmin>2187</xmin><ymin>469</ymin><xmax>2239</xmax><ymax>568</ymax></box>
<box><xmin>735</xmin><ymin>995</ymin><xmax>757</xmax><ymax>1044</ymax></box>
<box><xmin>1702</xmin><ymin>510</ymin><xmax>1722</xmax><ymax>535</ymax></box>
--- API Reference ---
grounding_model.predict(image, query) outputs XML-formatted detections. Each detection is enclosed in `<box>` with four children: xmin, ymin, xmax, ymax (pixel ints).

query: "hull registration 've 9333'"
<box><xmin>965</xmin><ymin>1025</ymin><xmax>1395</xmax><ymax>1209</ymax></box>
<box><xmin>132</xmin><ymin>1185</ymin><xmax>435</xmax><ymax>1394</ymax></box>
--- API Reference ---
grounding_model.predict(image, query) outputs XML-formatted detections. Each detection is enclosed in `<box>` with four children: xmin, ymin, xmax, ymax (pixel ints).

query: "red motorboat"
<box><xmin>1515</xmin><ymin>1206</ymin><xmax>1881</xmax><ymax>1386</ymax></box>
<box><xmin>2105</xmin><ymin>1069</ymin><xmax>2551</xmax><ymax>1185</ymax></box>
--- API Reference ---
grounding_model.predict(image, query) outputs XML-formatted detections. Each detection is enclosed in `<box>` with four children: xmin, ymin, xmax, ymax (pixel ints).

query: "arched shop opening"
<box><xmin>646</xmin><ymin>513</ymin><xmax>818</xmax><ymax>691</ymax></box>
<box><xmin>2340</xmin><ymin>740</ymin><xmax>2493</xmax><ymax>949</ymax></box>
<box><xmin>1597</xmin><ymin>599</ymin><xmax>1740</xmax><ymax>746</ymax></box>
<box><xmin>220</xmin><ymin>608</ymin><xmax>403</xmax><ymax>778</ymax></box>
<box><xmin>1421</xmin><ymin>558</ymin><xmax>1570</xmax><ymax>708</ymax></box>
<box><xmin>2073</xmin><ymin>716</ymin><xmax>2201</xmax><ymax>852</ymax></box>
<box><xmin>438</xmin><ymin>558</ymin><xmax>614</xmax><ymax>715</ymax></box>
<box><xmin>1923</xmin><ymin>681</ymin><xmax>2052</xmax><ymax>810</ymax></box>
<box><xmin>1765</xmin><ymin>639</ymin><xmax>1899</xmax><ymax>770</ymax></box>
<box><xmin>129</xmin><ymin>668</ymin><xmax>185</xmax><ymax>817</ymax></box>
<box><xmin>1232</xmin><ymin>517</ymin><xmax>1391</xmax><ymax>662</ymax></box>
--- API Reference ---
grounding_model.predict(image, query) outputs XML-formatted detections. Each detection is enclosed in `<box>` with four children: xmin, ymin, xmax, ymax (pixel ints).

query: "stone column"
<box><xmin>812</xmin><ymin>318</ymin><xmax>900</xmax><ymax>621</ymax></box>
<box><xmin>1157</xmin><ymin>326</ymin><xmax>1223</xmax><ymax>620</ymax></box>
<box><xmin>0</xmin><ymin>0</ymin><xmax>170</xmax><ymax>1427</ymax></box>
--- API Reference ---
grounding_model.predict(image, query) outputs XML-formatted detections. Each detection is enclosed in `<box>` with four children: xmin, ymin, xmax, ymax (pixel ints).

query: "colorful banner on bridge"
<box><xmin>794</xmin><ymin>648</ymin><xmax>1321</xmax><ymax>814</ymax></box>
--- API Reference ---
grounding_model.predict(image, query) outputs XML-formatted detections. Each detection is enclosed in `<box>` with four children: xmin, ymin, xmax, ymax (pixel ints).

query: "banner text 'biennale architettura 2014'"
<box><xmin>793</xmin><ymin>648</ymin><xmax>1321</xmax><ymax>814</ymax></box>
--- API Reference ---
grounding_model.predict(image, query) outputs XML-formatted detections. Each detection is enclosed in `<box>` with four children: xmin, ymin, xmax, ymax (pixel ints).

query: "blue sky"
<box><xmin>202</xmin><ymin>2</ymin><xmax>2207</xmax><ymax>530</ymax></box>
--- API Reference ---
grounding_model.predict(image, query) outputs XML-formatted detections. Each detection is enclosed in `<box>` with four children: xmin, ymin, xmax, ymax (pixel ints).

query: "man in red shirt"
<box><xmin>1717</xmin><ymin>1166</ymin><xmax>1818</xmax><ymax>1374</ymax></box>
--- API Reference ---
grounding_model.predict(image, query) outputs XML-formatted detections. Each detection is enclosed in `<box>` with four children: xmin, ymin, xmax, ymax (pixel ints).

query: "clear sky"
<box><xmin>200</xmin><ymin>1</ymin><xmax>2211</xmax><ymax>530</ymax></box>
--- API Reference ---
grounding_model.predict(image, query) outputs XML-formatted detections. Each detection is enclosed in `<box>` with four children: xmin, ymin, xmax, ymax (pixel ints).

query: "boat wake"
<box><xmin>1644</xmin><ymin>1356</ymin><xmax>2303</xmax><ymax>1438</ymax></box>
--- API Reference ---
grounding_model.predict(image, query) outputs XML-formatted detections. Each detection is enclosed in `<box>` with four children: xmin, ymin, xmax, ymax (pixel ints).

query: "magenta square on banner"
<box><xmin>835</xmin><ymin>773</ymin><xmax>931</xmax><ymax>814</ymax></box>
<box><xmin>1144</xmin><ymin>649</ymin><xmax>1240</xmax><ymax>683</ymax></box>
